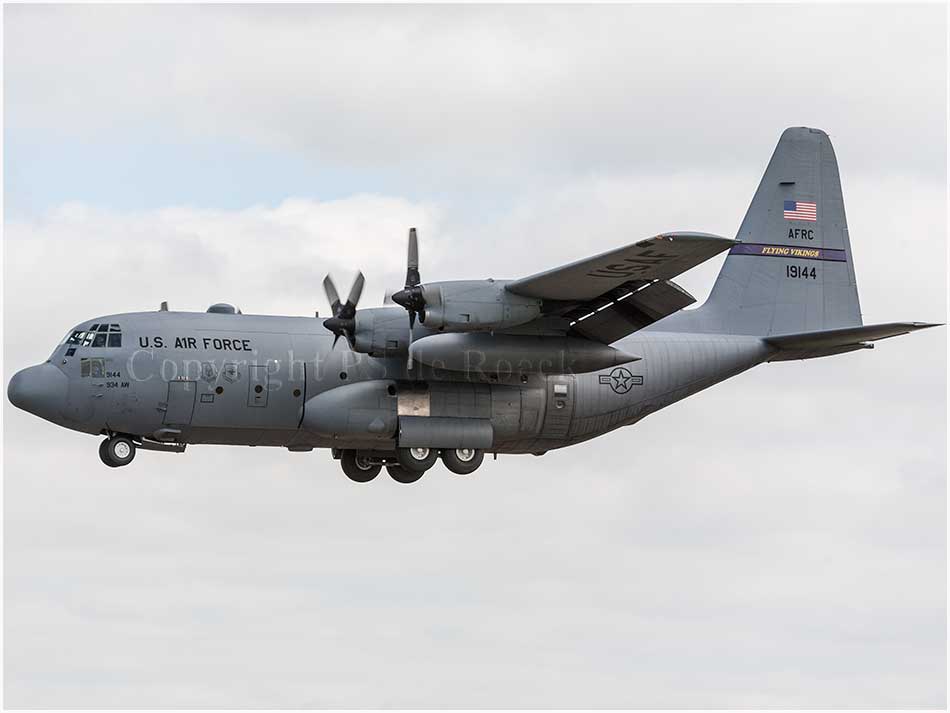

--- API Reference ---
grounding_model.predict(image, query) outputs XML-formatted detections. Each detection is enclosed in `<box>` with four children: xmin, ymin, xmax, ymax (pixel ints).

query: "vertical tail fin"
<box><xmin>695</xmin><ymin>127</ymin><xmax>862</xmax><ymax>336</ymax></box>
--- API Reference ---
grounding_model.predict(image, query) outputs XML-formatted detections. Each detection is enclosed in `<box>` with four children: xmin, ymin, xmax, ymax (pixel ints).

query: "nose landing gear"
<box><xmin>99</xmin><ymin>436</ymin><xmax>136</xmax><ymax>468</ymax></box>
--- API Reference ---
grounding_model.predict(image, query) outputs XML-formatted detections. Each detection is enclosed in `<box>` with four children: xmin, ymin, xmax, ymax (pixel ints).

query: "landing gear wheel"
<box><xmin>396</xmin><ymin>446</ymin><xmax>438</xmax><ymax>473</ymax></box>
<box><xmin>99</xmin><ymin>436</ymin><xmax>136</xmax><ymax>467</ymax></box>
<box><xmin>340</xmin><ymin>450</ymin><xmax>381</xmax><ymax>483</ymax></box>
<box><xmin>98</xmin><ymin>440</ymin><xmax>117</xmax><ymax>468</ymax></box>
<box><xmin>387</xmin><ymin>464</ymin><xmax>424</xmax><ymax>484</ymax></box>
<box><xmin>442</xmin><ymin>448</ymin><xmax>484</xmax><ymax>475</ymax></box>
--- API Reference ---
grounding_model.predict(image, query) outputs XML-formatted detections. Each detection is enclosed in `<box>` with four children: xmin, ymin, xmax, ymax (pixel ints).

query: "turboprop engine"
<box><xmin>416</xmin><ymin>279</ymin><xmax>542</xmax><ymax>332</ymax></box>
<box><xmin>323</xmin><ymin>230</ymin><xmax>545</xmax><ymax>360</ymax></box>
<box><xmin>389</xmin><ymin>229</ymin><xmax>541</xmax><ymax>333</ymax></box>
<box><xmin>352</xmin><ymin>307</ymin><xmax>410</xmax><ymax>357</ymax></box>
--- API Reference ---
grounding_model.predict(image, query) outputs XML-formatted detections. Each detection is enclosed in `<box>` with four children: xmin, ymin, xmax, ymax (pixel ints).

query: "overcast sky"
<box><xmin>3</xmin><ymin>4</ymin><xmax>947</xmax><ymax>708</ymax></box>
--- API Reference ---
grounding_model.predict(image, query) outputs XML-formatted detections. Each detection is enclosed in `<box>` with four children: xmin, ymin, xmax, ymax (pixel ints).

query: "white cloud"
<box><xmin>5</xmin><ymin>5</ymin><xmax>946</xmax><ymax>183</ymax></box>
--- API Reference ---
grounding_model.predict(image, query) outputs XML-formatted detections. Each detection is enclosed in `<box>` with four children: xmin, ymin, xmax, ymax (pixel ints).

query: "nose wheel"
<box><xmin>99</xmin><ymin>436</ymin><xmax>136</xmax><ymax>468</ymax></box>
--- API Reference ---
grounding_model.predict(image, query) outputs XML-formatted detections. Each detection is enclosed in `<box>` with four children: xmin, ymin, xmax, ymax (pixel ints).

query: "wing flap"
<box><xmin>570</xmin><ymin>280</ymin><xmax>696</xmax><ymax>343</ymax></box>
<box><xmin>506</xmin><ymin>232</ymin><xmax>735</xmax><ymax>302</ymax></box>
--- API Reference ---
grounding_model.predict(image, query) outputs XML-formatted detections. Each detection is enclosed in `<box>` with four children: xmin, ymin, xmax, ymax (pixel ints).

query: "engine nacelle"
<box><xmin>352</xmin><ymin>307</ymin><xmax>410</xmax><ymax>357</ymax></box>
<box><xmin>408</xmin><ymin>332</ymin><xmax>640</xmax><ymax>375</ymax></box>
<box><xmin>421</xmin><ymin>280</ymin><xmax>542</xmax><ymax>332</ymax></box>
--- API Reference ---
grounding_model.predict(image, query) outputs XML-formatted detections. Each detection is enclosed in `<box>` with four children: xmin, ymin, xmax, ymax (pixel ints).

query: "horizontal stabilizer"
<box><xmin>765</xmin><ymin>322</ymin><xmax>941</xmax><ymax>361</ymax></box>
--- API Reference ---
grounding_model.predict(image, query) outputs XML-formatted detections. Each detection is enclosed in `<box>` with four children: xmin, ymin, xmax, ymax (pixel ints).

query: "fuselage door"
<box><xmin>540</xmin><ymin>375</ymin><xmax>576</xmax><ymax>439</ymax></box>
<box><xmin>164</xmin><ymin>380</ymin><xmax>197</xmax><ymax>425</ymax></box>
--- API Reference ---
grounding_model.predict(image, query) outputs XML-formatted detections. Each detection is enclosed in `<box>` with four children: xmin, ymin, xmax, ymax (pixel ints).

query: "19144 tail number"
<box><xmin>786</xmin><ymin>265</ymin><xmax>817</xmax><ymax>280</ymax></box>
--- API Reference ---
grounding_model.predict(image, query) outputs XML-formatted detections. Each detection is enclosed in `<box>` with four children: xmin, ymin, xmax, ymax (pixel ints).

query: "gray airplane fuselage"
<box><xmin>13</xmin><ymin>307</ymin><xmax>769</xmax><ymax>454</ymax></box>
<box><xmin>9</xmin><ymin>128</ymin><xmax>937</xmax><ymax>475</ymax></box>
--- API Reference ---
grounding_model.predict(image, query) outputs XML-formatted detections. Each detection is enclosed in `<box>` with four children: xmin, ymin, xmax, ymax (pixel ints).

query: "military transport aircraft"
<box><xmin>7</xmin><ymin>127</ymin><xmax>940</xmax><ymax>483</ymax></box>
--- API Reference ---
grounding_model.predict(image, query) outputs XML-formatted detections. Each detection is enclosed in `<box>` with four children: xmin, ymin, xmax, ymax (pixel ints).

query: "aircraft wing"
<box><xmin>505</xmin><ymin>232</ymin><xmax>735</xmax><ymax>301</ymax></box>
<box><xmin>504</xmin><ymin>232</ymin><xmax>734</xmax><ymax>343</ymax></box>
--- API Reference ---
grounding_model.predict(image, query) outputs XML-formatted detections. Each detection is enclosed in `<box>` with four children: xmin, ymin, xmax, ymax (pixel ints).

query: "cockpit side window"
<box><xmin>80</xmin><ymin>358</ymin><xmax>105</xmax><ymax>378</ymax></box>
<box><xmin>66</xmin><ymin>324</ymin><xmax>123</xmax><ymax>348</ymax></box>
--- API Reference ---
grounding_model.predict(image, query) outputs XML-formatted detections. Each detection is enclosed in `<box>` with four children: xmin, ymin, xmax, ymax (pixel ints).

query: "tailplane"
<box><xmin>764</xmin><ymin>321</ymin><xmax>940</xmax><ymax>361</ymax></box>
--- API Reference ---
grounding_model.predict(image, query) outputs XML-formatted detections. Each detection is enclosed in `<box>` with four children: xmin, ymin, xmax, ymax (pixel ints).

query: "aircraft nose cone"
<box><xmin>7</xmin><ymin>363</ymin><xmax>68</xmax><ymax>422</ymax></box>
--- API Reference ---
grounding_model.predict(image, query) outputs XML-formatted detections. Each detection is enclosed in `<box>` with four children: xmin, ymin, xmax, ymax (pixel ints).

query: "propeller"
<box><xmin>322</xmin><ymin>272</ymin><xmax>364</xmax><ymax>348</ymax></box>
<box><xmin>391</xmin><ymin>228</ymin><xmax>427</xmax><ymax>328</ymax></box>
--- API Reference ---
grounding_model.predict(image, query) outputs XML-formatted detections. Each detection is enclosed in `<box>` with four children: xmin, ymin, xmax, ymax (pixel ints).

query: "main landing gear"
<box><xmin>336</xmin><ymin>447</ymin><xmax>486</xmax><ymax>484</ymax></box>
<box><xmin>99</xmin><ymin>435</ymin><xmax>136</xmax><ymax>468</ymax></box>
<box><xmin>396</xmin><ymin>447</ymin><xmax>439</xmax><ymax>473</ymax></box>
<box><xmin>340</xmin><ymin>450</ymin><xmax>382</xmax><ymax>482</ymax></box>
<box><xmin>441</xmin><ymin>447</ymin><xmax>484</xmax><ymax>475</ymax></box>
<box><xmin>387</xmin><ymin>464</ymin><xmax>424</xmax><ymax>484</ymax></box>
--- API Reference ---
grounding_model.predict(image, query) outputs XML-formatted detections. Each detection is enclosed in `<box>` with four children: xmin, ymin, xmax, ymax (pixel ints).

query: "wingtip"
<box><xmin>656</xmin><ymin>231</ymin><xmax>736</xmax><ymax>249</ymax></box>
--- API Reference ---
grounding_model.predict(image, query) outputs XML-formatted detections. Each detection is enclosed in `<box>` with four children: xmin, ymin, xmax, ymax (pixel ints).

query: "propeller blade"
<box><xmin>323</xmin><ymin>275</ymin><xmax>341</xmax><ymax>317</ymax></box>
<box><xmin>406</xmin><ymin>227</ymin><xmax>420</xmax><ymax>288</ymax></box>
<box><xmin>347</xmin><ymin>272</ymin><xmax>365</xmax><ymax>308</ymax></box>
<box><xmin>393</xmin><ymin>227</ymin><xmax>425</xmax><ymax>370</ymax></box>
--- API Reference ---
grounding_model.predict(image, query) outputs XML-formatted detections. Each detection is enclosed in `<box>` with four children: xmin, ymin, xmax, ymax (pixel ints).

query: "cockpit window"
<box><xmin>66</xmin><ymin>325</ymin><xmax>123</xmax><ymax>348</ymax></box>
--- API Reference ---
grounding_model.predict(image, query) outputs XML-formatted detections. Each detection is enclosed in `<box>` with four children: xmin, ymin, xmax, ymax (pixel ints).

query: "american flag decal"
<box><xmin>784</xmin><ymin>200</ymin><xmax>817</xmax><ymax>222</ymax></box>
